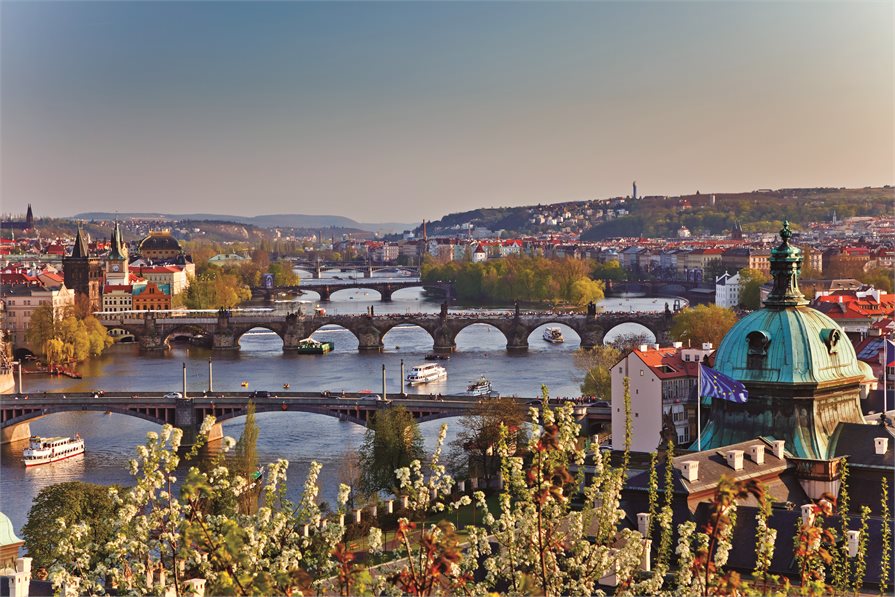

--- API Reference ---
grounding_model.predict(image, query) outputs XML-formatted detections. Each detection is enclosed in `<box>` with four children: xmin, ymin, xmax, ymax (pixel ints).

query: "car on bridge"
<box><xmin>250</xmin><ymin>390</ymin><xmax>272</xmax><ymax>398</ymax></box>
<box><xmin>164</xmin><ymin>392</ymin><xmax>183</xmax><ymax>399</ymax></box>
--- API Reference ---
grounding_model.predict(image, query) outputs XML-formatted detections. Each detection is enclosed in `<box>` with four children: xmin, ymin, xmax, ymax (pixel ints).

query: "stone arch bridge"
<box><xmin>0</xmin><ymin>393</ymin><xmax>611</xmax><ymax>445</ymax></box>
<box><xmin>253</xmin><ymin>279</ymin><xmax>452</xmax><ymax>302</ymax></box>
<box><xmin>97</xmin><ymin>308</ymin><xmax>674</xmax><ymax>352</ymax></box>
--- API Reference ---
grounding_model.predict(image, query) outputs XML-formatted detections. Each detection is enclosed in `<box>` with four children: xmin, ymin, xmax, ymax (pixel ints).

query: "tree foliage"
<box><xmin>22</xmin><ymin>481</ymin><xmax>121</xmax><ymax>570</ymax></box>
<box><xmin>422</xmin><ymin>256</ymin><xmax>604</xmax><ymax>306</ymax></box>
<box><xmin>183</xmin><ymin>269</ymin><xmax>252</xmax><ymax>309</ymax></box>
<box><xmin>26</xmin><ymin>304</ymin><xmax>113</xmax><ymax>366</ymax></box>
<box><xmin>574</xmin><ymin>345</ymin><xmax>622</xmax><ymax>398</ymax></box>
<box><xmin>738</xmin><ymin>268</ymin><xmax>772</xmax><ymax>309</ymax></box>
<box><xmin>357</xmin><ymin>406</ymin><xmax>425</xmax><ymax>496</ymax></box>
<box><xmin>448</xmin><ymin>397</ymin><xmax>528</xmax><ymax>481</ymax></box>
<box><xmin>670</xmin><ymin>304</ymin><xmax>738</xmax><ymax>349</ymax></box>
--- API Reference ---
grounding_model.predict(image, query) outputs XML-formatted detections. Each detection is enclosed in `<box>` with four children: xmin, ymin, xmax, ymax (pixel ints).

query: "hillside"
<box><xmin>73</xmin><ymin>212</ymin><xmax>412</xmax><ymax>234</ymax></box>
<box><xmin>419</xmin><ymin>187</ymin><xmax>893</xmax><ymax>239</ymax></box>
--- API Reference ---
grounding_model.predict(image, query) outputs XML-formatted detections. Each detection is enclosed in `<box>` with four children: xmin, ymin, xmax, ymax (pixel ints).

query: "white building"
<box><xmin>2</xmin><ymin>284</ymin><xmax>75</xmax><ymax>349</ymax></box>
<box><xmin>715</xmin><ymin>272</ymin><xmax>741</xmax><ymax>309</ymax></box>
<box><xmin>611</xmin><ymin>342</ymin><xmax>715</xmax><ymax>453</ymax></box>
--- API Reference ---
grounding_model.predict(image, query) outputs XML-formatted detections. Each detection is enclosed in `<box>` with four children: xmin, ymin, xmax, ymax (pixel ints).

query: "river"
<box><xmin>1</xmin><ymin>278</ymin><xmax>675</xmax><ymax>533</ymax></box>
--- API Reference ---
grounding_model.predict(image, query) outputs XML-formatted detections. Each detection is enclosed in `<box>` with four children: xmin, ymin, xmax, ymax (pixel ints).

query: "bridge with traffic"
<box><xmin>0</xmin><ymin>391</ymin><xmax>611</xmax><ymax>445</ymax></box>
<box><xmin>253</xmin><ymin>277</ymin><xmax>452</xmax><ymax>302</ymax></box>
<box><xmin>96</xmin><ymin>304</ymin><xmax>674</xmax><ymax>352</ymax></box>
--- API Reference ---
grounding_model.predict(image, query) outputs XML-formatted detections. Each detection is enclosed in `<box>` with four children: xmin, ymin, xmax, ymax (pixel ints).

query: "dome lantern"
<box><xmin>764</xmin><ymin>220</ymin><xmax>809</xmax><ymax>308</ymax></box>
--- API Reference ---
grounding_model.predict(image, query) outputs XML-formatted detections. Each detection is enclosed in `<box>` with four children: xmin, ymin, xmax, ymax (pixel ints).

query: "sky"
<box><xmin>1</xmin><ymin>1</ymin><xmax>892</xmax><ymax>224</ymax></box>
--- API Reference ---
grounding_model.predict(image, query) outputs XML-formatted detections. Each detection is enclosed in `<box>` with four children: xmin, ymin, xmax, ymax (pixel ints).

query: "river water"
<box><xmin>1</xmin><ymin>276</ymin><xmax>672</xmax><ymax>533</ymax></box>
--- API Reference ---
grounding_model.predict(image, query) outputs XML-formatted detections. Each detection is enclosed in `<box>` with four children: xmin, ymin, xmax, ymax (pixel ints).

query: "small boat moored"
<box><xmin>406</xmin><ymin>363</ymin><xmax>448</xmax><ymax>385</ymax></box>
<box><xmin>23</xmin><ymin>435</ymin><xmax>85</xmax><ymax>466</ymax></box>
<box><xmin>424</xmin><ymin>353</ymin><xmax>450</xmax><ymax>361</ymax></box>
<box><xmin>543</xmin><ymin>327</ymin><xmax>565</xmax><ymax>344</ymax></box>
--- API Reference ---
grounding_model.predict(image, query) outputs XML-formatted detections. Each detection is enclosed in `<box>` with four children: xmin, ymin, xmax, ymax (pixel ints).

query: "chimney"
<box><xmin>636</xmin><ymin>512</ymin><xmax>650</xmax><ymax>536</ymax></box>
<box><xmin>771</xmin><ymin>440</ymin><xmax>786</xmax><ymax>459</ymax></box>
<box><xmin>679</xmin><ymin>460</ymin><xmax>699</xmax><ymax>482</ymax></box>
<box><xmin>725</xmin><ymin>450</ymin><xmax>744</xmax><ymax>471</ymax></box>
<box><xmin>639</xmin><ymin>344</ymin><xmax>649</xmax><ymax>352</ymax></box>
<box><xmin>651</xmin><ymin>343</ymin><xmax>660</xmax><ymax>351</ymax></box>
<box><xmin>847</xmin><ymin>530</ymin><xmax>861</xmax><ymax>558</ymax></box>
<box><xmin>875</xmin><ymin>437</ymin><xmax>889</xmax><ymax>455</ymax></box>
<box><xmin>702</xmin><ymin>342</ymin><xmax>713</xmax><ymax>350</ymax></box>
<box><xmin>801</xmin><ymin>504</ymin><xmax>815</xmax><ymax>526</ymax></box>
<box><xmin>748</xmin><ymin>444</ymin><xmax>765</xmax><ymax>465</ymax></box>
<box><xmin>672</xmin><ymin>341</ymin><xmax>683</xmax><ymax>349</ymax></box>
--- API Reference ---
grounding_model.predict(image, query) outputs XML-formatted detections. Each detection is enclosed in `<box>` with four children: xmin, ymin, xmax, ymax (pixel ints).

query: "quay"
<box><xmin>0</xmin><ymin>392</ymin><xmax>610</xmax><ymax>445</ymax></box>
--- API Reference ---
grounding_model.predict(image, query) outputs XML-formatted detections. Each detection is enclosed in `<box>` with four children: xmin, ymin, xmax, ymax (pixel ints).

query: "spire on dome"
<box><xmin>764</xmin><ymin>220</ymin><xmax>808</xmax><ymax>308</ymax></box>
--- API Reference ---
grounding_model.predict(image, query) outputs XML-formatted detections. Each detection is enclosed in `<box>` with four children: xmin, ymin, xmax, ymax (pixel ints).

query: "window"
<box><xmin>746</xmin><ymin>330</ymin><xmax>771</xmax><ymax>369</ymax></box>
<box><xmin>640</xmin><ymin>369</ymin><xmax>644</xmax><ymax>376</ymax></box>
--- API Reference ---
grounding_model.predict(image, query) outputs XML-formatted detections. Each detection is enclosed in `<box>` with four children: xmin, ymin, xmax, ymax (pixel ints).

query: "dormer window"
<box><xmin>746</xmin><ymin>330</ymin><xmax>771</xmax><ymax>369</ymax></box>
<box><xmin>818</xmin><ymin>328</ymin><xmax>841</xmax><ymax>355</ymax></box>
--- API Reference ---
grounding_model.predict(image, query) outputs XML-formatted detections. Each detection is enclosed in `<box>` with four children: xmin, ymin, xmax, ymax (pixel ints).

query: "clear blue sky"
<box><xmin>2</xmin><ymin>1</ymin><xmax>892</xmax><ymax>223</ymax></box>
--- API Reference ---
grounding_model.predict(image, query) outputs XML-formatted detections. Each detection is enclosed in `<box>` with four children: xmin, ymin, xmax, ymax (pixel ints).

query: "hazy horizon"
<box><xmin>2</xmin><ymin>1</ymin><xmax>892</xmax><ymax>222</ymax></box>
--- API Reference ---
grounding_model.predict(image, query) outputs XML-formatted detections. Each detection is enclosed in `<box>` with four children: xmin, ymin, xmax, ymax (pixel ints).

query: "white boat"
<box><xmin>543</xmin><ymin>327</ymin><xmax>565</xmax><ymax>344</ymax></box>
<box><xmin>23</xmin><ymin>435</ymin><xmax>85</xmax><ymax>467</ymax></box>
<box><xmin>466</xmin><ymin>376</ymin><xmax>495</xmax><ymax>397</ymax></box>
<box><xmin>406</xmin><ymin>363</ymin><xmax>447</xmax><ymax>385</ymax></box>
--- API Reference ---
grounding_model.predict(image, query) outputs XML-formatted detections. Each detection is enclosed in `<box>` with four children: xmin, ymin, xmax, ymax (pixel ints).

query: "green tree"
<box><xmin>269</xmin><ymin>261</ymin><xmax>301</xmax><ymax>286</ymax></box>
<box><xmin>591</xmin><ymin>260</ymin><xmax>627</xmax><ymax>282</ymax></box>
<box><xmin>232</xmin><ymin>401</ymin><xmax>260</xmax><ymax>514</ymax></box>
<box><xmin>448</xmin><ymin>397</ymin><xmax>528</xmax><ymax>481</ymax></box>
<box><xmin>739</xmin><ymin>268</ymin><xmax>772</xmax><ymax>309</ymax></box>
<box><xmin>574</xmin><ymin>345</ymin><xmax>622</xmax><ymax>398</ymax></box>
<box><xmin>670</xmin><ymin>304</ymin><xmax>738</xmax><ymax>348</ymax></box>
<box><xmin>860</xmin><ymin>267</ymin><xmax>894</xmax><ymax>293</ymax></box>
<box><xmin>357</xmin><ymin>406</ymin><xmax>424</xmax><ymax>495</ymax></box>
<box><xmin>22</xmin><ymin>481</ymin><xmax>121</xmax><ymax>569</ymax></box>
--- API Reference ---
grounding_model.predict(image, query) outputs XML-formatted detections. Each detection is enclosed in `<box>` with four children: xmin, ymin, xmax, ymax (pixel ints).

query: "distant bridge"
<box><xmin>289</xmin><ymin>259</ymin><xmax>420</xmax><ymax>279</ymax></box>
<box><xmin>96</xmin><ymin>307</ymin><xmax>674</xmax><ymax>352</ymax></box>
<box><xmin>253</xmin><ymin>278</ymin><xmax>452</xmax><ymax>302</ymax></box>
<box><xmin>0</xmin><ymin>392</ymin><xmax>610</xmax><ymax>445</ymax></box>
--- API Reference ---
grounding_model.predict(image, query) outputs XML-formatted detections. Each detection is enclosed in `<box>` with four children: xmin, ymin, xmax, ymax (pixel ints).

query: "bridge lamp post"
<box><xmin>208</xmin><ymin>358</ymin><xmax>213</xmax><ymax>393</ymax></box>
<box><xmin>400</xmin><ymin>359</ymin><xmax>405</xmax><ymax>395</ymax></box>
<box><xmin>381</xmin><ymin>364</ymin><xmax>387</xmax><ymax>401</ymax></box>
<box><xmin>13</xmin><ymin>361</ymin><xmax>22</xmax><ymax>394</ymax></box>
<box><xmin>182</xmin><ymin>362</ymin><xmax>187</xmax><ymax>400</ymax></box>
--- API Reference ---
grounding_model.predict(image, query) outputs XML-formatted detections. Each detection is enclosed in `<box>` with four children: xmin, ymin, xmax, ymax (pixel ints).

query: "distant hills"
<box><xmin>73</xmin><ymin>212</ymin><xmax>414</xmax><ymax>235</ymax></box>
<box><xmin>420</xmin><ymin>187</ymin><xmax>893</xmax><ymax>240</ymax></box>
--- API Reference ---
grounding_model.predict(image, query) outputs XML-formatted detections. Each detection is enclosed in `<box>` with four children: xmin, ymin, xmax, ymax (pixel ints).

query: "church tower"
<box><xmin>63</xmin><ymin>226</ymin><xmax>103</xmax><ymax>310</ymax></box>
<box><xmin>25</xmin><ymin>204</ymin><xmax>33</xmax><ymax>229</ymax></box>
<box><xmin>105</xmin><ymin>221</ymin><xmax>130</xmax><ymax>286</ymax></box>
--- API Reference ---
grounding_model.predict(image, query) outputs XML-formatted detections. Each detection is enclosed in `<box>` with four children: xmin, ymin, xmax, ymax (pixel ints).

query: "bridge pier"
<box><xmin>140</xmin><ymin>334</ymin><xmax>165</xmax><ymax>351</ymax></box>
<box><xmin>380</xmin><ymin>286</ymin><xmax>394</xmax><ymax>302</ymax></box>
<box><xmin>1</xmin><ymin>422</ymin><xmax>31</xmax><ymax>445</ymax></box>
<box><xmin>317</xmin><ymin>286</ymin><xmax>332</xmax><ymax>302</ymax></box>
<box><xmin>212</xmin><ymin>332</ymin><xmax>239</xmax><ymax>351</ymax></box>
<box><xmin>357</xmin><ymin>328</ymin><xmax>383</xmax><ymax>351</ymax></box>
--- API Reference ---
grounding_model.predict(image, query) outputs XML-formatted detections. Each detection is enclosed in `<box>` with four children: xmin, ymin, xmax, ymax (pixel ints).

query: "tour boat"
<box><xmin>23</xmin><ymin>435</ymin><xmax>85</xmax><ymax>466</ymax></box>
<box><xmin>466</xmin><ymin>376</ymin><xmax>495</xmax><ymax>397</ymax></box>
<box><xmin>543</xmin><ymin>327</ymin><xmax>565</xmax><ymax>344</ymax></box>
<box><xmin>295</xmin><ymin>337</ymin><xmax>334</xmax><ymax>354</ymax></box>
<box><xmin>406</xmin><ymin>363</ymin><xmax>447</xmax><ymax>385</ymax></box>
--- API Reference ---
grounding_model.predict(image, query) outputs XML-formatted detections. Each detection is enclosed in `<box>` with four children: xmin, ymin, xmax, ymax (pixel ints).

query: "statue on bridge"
<box><xmin>440</xmin><ymin>301</ymin><xmax>448</xmax><ymax>318</ymax></box>
<box><xmin>514</xmin><ymin>301</ymin><xmax>520</xmax><ymax>319</ymax></box>
<box><xmin>586</xmin><ymin>301</ymin><xmax>597</xmax><ymax>317</ymax></box>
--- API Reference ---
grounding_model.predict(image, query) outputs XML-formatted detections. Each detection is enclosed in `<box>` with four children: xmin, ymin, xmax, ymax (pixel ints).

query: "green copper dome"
<box><xmin>0</xmin><ymin>511</ymin><xmax>22</xmax><ymax>547</ymax></box>
<box><xmin>699</xmin><ymin>221</ymin><xmax>865</xmax><ymax>459</ymax></box>
<box><xmin>714</xmin><ymin>306</ymin><xmax>864</xmax><ymax>386</ymax></box>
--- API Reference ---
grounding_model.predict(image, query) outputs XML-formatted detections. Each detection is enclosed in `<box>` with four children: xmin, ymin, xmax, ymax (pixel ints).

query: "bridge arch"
<box><xmin>527</xmin><ymin>322</ymin><xmax>582</xmax><ymax>348</ymax></box>
<box><xmin>211</xmin><ymin>403</ymin><xmax>370</xmax><ymax>427</ymax></box>
<box><xmin>304</xmin><ymin>322</ymin><xmax>361</xmax><ymax>350</ymax></box>
<box><xmin>602</xmin><ymin>320</ymin><xmax>658</xmax><ymax>346</ymax></box>
<box><xmin>453</xmin><ymin>321</ymin><xmax>512</xmax><ymax>351</ymax></box>
<box><xmin>234</xmin><ymin>325</ymin><xmax>285</xmax><ymax>350</ymax></box>
<box><xmin>2</xmin><ymin>405</ymin><xmax>173</xmax><ymax>429</ymax></box>
<box><xmin>380</xmin><ymin>322</ymin><xmax>435</xmax><ymax>352</ymax></box>
<box><xmin>160</xmin><ymin>324</ymin><xmax>212</xmax><ymax>347</ymax></box>
<box><xmin>329</xmin><ymin>287</ymin><xmax>382</xmax><ymax>301</ymax></box>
